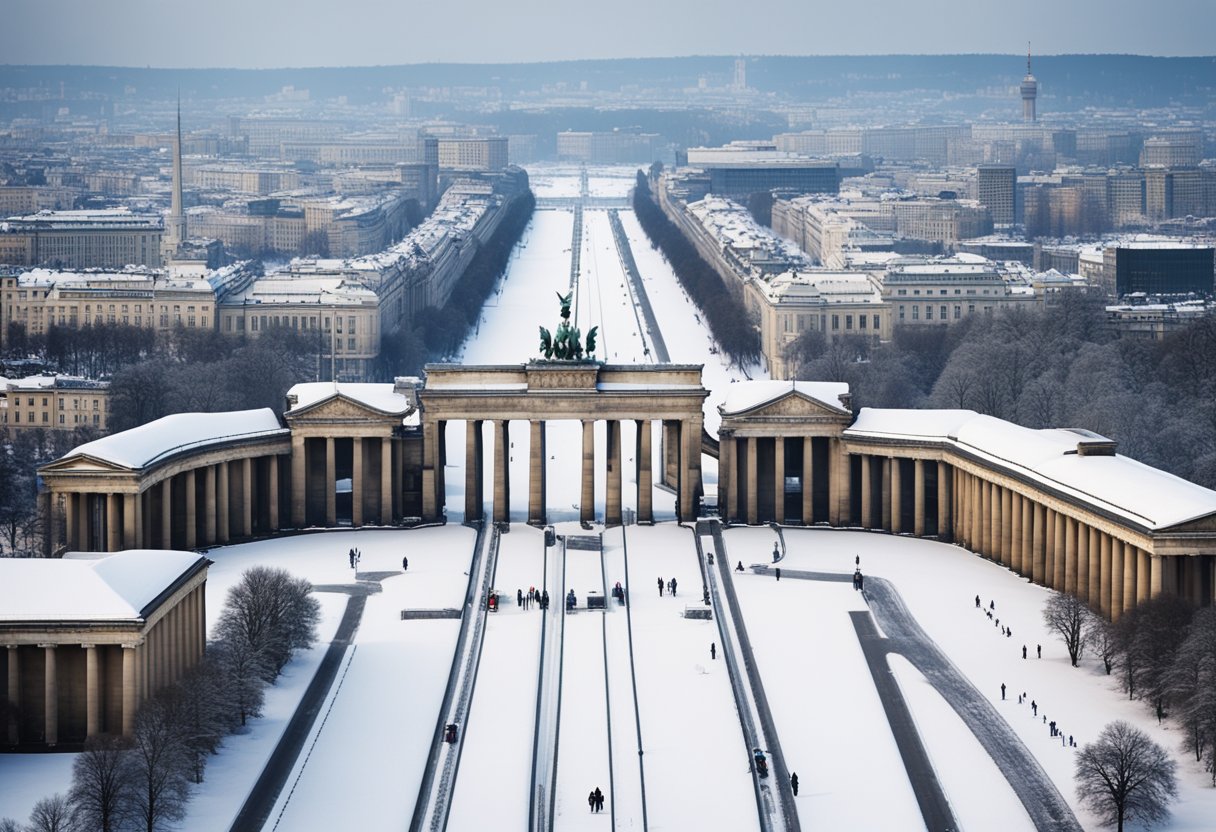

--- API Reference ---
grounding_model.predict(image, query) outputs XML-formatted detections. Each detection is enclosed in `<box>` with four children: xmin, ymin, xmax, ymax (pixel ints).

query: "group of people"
<box><xmin>852</xmin><ymin>568</ymin><xmax>864</xmax><ymax>591</ymax></box>
<box><xmin>587</xmin><ymin>787</ymin><xmax>605</xmax><ymax>813</ymax></box>
<box><xmin>348</xmin><ymin>547</ymin><xmax>362</xmax><ymax>569</ymax></box>
<box><xmin>657</xmin><ymin>576</ymin><xmax>678</xmax><ymax>597</ymax></box>
<box><xmin>517</xmin><ymin>586</ymin><xmax>541</xmax><ymax>610</ymax></box>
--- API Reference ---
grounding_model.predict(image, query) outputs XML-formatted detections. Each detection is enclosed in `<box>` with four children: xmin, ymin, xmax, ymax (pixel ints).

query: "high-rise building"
<box><xmin>1102</xmin><ymin>243</ymin><xmax>1215</xmax><ymax>297</ymax></box>
<box><xmin>162</xmin><ymin>100</ymin><xmax>186</xmax><ymax>261</ymax></box>
<box><xmin>1021</xmin><ymin>45</ymin><xmax>1038</xmax><ymax>123</ymax></box>
<box><xmin>976</xmin><ymin>165</ymin><xmax>1017</xmax><ymax>225</ymax></box>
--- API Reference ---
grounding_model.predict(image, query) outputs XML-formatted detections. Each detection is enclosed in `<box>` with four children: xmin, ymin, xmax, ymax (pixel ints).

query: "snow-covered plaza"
<box><xmin>4</xmin><ymin>165</ymin><xmax>1216</xmax><ymax>831</ymax></box>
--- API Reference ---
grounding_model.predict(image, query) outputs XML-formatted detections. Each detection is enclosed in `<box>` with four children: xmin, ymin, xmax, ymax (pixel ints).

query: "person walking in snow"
<box><xmin>658</xmin><ymin>576</ymin><xmax>664</xmax><ymax>597</ymax></box>
<box><xmin>1032</xmin><ymin>700</ymin><xmax>1038</xmax><ymax>716</ymax></box>
<box><xmin>975</xmin><ymin>594</ymin><xmax>981</xmax><ymax>608</ymax></box>
<box><xmin>402</xmin><ymin>555</ymin><xmax>408</xmax><ymax>571</ymax></box>
<box><xmin>518</xmin><ymin>588</ymin><xmax>524</xmax><ymax>608</ymax></box>
<box><xmin>588</xmin><ymin>790</ymin><xmax>596</xmax><ymax>812</ymax></box>
<box><xmin>594</xmin><ymin>787</ymin><xmax>604</xmax><ymax>812</ymax></box>
<box><xmin>736</xmin><ymin>561</ymin><xmax>744</xmax><ymax>572</ymax></box>
<box><xmin>670</xmin><ymin>577</ymin><xmax>677</xmax><ymax>596</ymax></box>
<box><xmin>1001</xmin><ymin>683</ymin><xmax>1006</xmax><ymax>700</ymax></box>
<box><xmin>775</xmin><ymin>567</ymin><xmax>781</xmax><ymax>581</ymax></box>
<box><xmin>1037</xmin><ymin>644</ymin><xmax>1042</xmax><ymax>658</ymax></box>
<box><xmin>772</xmin><ymin>542</ymin><xmax>780</xmax><ymax>562</ymax></box>
<box><xmin>711</xmin><ymin>642</ymin><xmax>716</xmax><ymax>660</ymax></box>
<box><xmin>791</xmin><ymin>772</ymin><xmax>799</xmax><ymax>796</ymax></box>
<box><xmin>349</xmin><ymin>548</ymin><xmax>356</xmax><ymax>568</ymax></box>
<box><xmin>1022</xmin><ymin>645</ymin><xmax>1027</xmax><ymax>659</ymax></box>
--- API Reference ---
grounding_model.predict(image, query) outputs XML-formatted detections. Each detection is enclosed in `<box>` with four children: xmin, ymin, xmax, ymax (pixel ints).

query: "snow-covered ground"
<box><xmin>7</xmin><ymin>166</ymin><xmax>1216</xmax><ymax>832</ymax></box>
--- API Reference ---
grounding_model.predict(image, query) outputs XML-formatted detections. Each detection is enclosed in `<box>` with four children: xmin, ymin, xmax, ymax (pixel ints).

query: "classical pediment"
<box><xmin>286</xmin><ymin>394</ymin><xmax>400</xmax><ymax>424</ymax></box>
<box><xmin>1156</xmin><ymin>512</ymin><xmax>1216</xmax><ymax>535</ymax></box>
<box><xmin>40</xmin><ymin>453</ymin><xmax>135</xmax><ymax>476</ymax></box>
<box><xmin>729</xmin><ymin>390</ymin><xmax>850</xmax><ymax>422</ymax></box>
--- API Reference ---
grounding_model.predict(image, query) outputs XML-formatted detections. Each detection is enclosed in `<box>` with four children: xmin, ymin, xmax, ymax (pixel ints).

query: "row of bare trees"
<box><xmin>1</xmin><ymin>566</ymin><xmax>319</xmax><ymax>832</ymax></box>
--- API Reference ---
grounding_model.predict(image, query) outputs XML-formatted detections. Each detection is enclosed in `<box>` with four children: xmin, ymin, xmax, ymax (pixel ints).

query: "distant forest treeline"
<box><xmin>3</xmin><ymin>54</ymin><xmax>1213</xmax><ymax>109</ymax></box>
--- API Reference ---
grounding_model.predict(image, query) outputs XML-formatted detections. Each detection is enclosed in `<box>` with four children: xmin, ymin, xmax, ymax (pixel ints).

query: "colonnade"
<box><xmin>53</xmin><ymin>453</ymin><xmax>285</xmax><ymax>554</ymax></box>
<box><xmin>289</xmin><ymin>434</ymin><xmax>396</xmax><ymax>528</ymax></box>
<box><xmin>950</xmin><ymin>468</ymin><xmax>1178</xmax><ymax>620</ymax></box>
<box><xmin>718</xmin><ymin>434</ymin><xmax>851</xmax><ymax>527</ymax></box>
<box><xmin>853</xmin><ymin>453</ymin><xmax>952</xmax><ymax>540</ymax></box>
<box><xmin>440</xmin><ymin>417</ymin><xmax>696</xmax><ymax>525</ymax></box>
<box><xmin>3</xmin><ymin>583</ymin><xmax>204</xmax><ymax>746</ymax></box>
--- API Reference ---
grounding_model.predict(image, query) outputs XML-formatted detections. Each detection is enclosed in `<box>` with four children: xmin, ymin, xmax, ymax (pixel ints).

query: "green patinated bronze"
<box><xmin>539</xmin><ymin>291</ymin><xmax>598</xmax><ymax>361</ymax></box>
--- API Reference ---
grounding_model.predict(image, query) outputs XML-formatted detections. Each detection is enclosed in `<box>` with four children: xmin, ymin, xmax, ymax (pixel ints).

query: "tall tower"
<box><xmin>1020</xmin><ymin>43</ymin><xmax>1038</xmax><ymax>123</ymax></box>
<box><xmin>733</xmin><ymin>57</ymin><xmax>747</xmax><ymax>91</ymax></box>
<box><xmin>164</xmin><ymin>96</ymin><xmax>186</xmax><ymax>258</ymax></box>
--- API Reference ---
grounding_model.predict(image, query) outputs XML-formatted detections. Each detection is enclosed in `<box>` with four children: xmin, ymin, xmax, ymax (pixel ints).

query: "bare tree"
<box><xmin>27</xmin><ymin>794</ymin><xmax>76</xmax><ymax>832</ymax></box>
<box><xmin>1043</xmin><ymin>592</ymin><xmax>1092</xmax><ymax>667</ymax></box>
<box><xmin>170</xmin><ymin>653</ymin><xmax>235</xmax><ymax>782</ymax></box>
<box><xmin>211</xmin><ymin>637</ymin><xmax>267</xmax><ymax>728</ymax></box>
<box><xmin>215</xmin><ymin>566</ymin><xmax>320</xmax><ymax>681</ymax></box>
<box><xmin>1075</xmin><ymin>721</ymin><xmax>1177</xmax><ymax>832</ymax></box>
<box><xmin>1085</xmin><ymin>614</ymin><xmax>1119</xmax><ymax>675</ymax></box>
<box><xmin>0</xmin><ymin>818</ymin><xmax>23</xmax><ymax>832</ymax></box>
<box><xmin>68</xmin><ymin>735</ymin><xmax>135</xmax><ymax>832</ymax></box>
<box><xmin>1116</xmin><ymin>596</ymin><xmax>1193</xmax><ymax>717</ymax></box>
<box><xmin>129</xmin><ymin>697</ymin><xmax>191</xmax><ymax>832</ymax></box>
<box><xmin>1167</xmin><ymin>606</ymin><xmax>1216</xmax><ymax>779</ymax></box>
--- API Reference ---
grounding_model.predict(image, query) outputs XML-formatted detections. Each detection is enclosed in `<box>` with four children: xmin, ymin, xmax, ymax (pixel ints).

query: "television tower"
<box><xmin>1021</xmin><ymin>43</ymin><xmax>1038</xmax><ymax>122</ymax></box>
<box><xmin>164</xmin><ymin>96</ymin><xmax>187</xmax><ymax>258</ymax></box>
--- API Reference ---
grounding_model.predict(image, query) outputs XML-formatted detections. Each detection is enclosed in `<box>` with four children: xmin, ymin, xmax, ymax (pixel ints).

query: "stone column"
<box><xmin>184</xmin><ymin>470</ymin><xmax>197</xmax><ymax>549</ymax></box>
<box><xmin>1010</xmin><ymin>492</ymin><xmax>1023</xmax><ymax>574</ymax></box>
<box><xmin>606</xmin><ymin>420</ymin><xmax>623</xmax><ymax>526</ymax></box>
<box><xmin>860</xmin><ymin>455</ymin><xmax>873</xmax><ymax>528</ymax></box>
<box><xmin>999</xmin><ymin>487</ymin><xmax>1012</xmax><ymax>567</ymax></box>
<box><xmin>829</xmin><ymin>439</ymin><xmax>848</xmax><ymax>526</ymax></box>
<box><xmin>122</xmin><ymin>644</ymin><xmax>137</xmax><ymax>736</ymax></box>
<box><xmin>937</xmin><ymin>462</ymin><xmax>951</xmax><ymax>541</ymax></box>
<box><xmin>1150</xmin><ymin>554</ymin><xmax>1163</xmax><ymax>598</ymax></box>
<box><xmin>217</xmin><ymin>462</ymin><xmax>230</xmax><ymax>544</ymax></box>
<box><xmin>493</xmin><ymin>420</ymin><xmax>510</xmax><ymax>524</ymax></box>
<box><xmin>637</xmin><ymin>420</ymin><xmax>653</xmax><ymax>525</ymax></box>
<box><xmin>85</xmin><ymin>644</ymin><xmax>99</xmax><ymax>738</ymax></box>
<box><xmin>1021</xmin><ymin>497</ymin><xmax>1034</xmax><ymax>578</ymax></box>
<box><xmin>291</xmin><ymin>433</ymin><xmax>306</xmax><ymax>527</ymax></box>
<box><xmin>203</xmin><ymin>465</ymin><xmax>217</xmax><ymax>544</ymax></box>
<box><xmin>890</xmin><ymin>458</ymin><xmax>902</xmax><ymax>534</ymax></box>
<box><xmin>1110</xmin><ymin>539</ymin><xmax>1125</xmax><ymax>621</ymax></box>
<box><xmin>1076</xmin><ymin>523</ymin><xmax>1090</xmax><ymax>604</ymax></box>
<box><xmin>1064</xmin><ymin>517</ymin><xmax>1077</xmax><ymax>595</ymax></box>
<box><xmin>1137</xmin><ymin>548</ymin><xmax>1150</xmax><ymax>604</ymax></box>
<box><xmin>718</xmin><ymin>430</ymin><xmax>733</xmax><ymax>524</ymax></box>
<box><xmin>241</xmin><ymin>458</ymin><xmax>253</xmax><ymax>537</ymax></box>
<box><xmin>380</xmin><ymin>438</ymin><xmax>393</xmax><ymax>526</ymax></box>
<box><xmin>681</xmin><ymin>416</ymin><xmax>703</xmax><ymax>523</ymax></box>
<box><xmin>352</xmin><ymin>437</ymin><xmax>364</xmax><ymax>527</ymax></box>
<box><xmin>465</xmin><ymin>421</ymin><xmax>483</xmax><ymax>522</ymax></box>
<box><xmin>324</xmin><ymin>436</ymin><xmax>336</xmax><ymax>527</ymax></box>
<box><xmin>268</xmin><ymin>455</ymin><xmax>280</xmax><ymax>531</ymax></box>
<box><xmin>773</xmin><ymin>437</ymin><xmax>786</xmax><ymax>525</ymax></box>
<box><xmin>970</xmin><ymin>474</ymin><xmax>982</xmax><ymax>551</ymax></box>
<box><xmin>802</xmin><ymin>437</ymin><xmax>814</xmax><ymax>526</ymax></box>
<box><xmin>7</xmin><ymin>646</ymin><xmax>19</xmax><ymax>744</ymax></box>
<box><xmin>746</xmin><ymin>436</ymin><xmax>758</xmax><ymax>525</ymax></box>
<box><xmin>123</xmin><ymin>493</ymin><xmax>138</xmax><ymax>550</ymax></box>
<box><xmin>42</xmin><ymin>645</ymin><xmax>57</xmax><ymax>746</ymax></box>
<box><xmin>1032</xmin><ymin>503</ymin><xmax>1046</xmax><ymax>585</ymax></box>
<box><xmin>1123</xmin><ymin>542</ymin><xmax>1138</xmax><ymax>614</ymax></box>
<box><xmin>106</xmin><ymin>494</ymin><xmax>120</xmax><ymax>552</ymax></box>
<box><xmin>1099</xmin><ymin>534</ymin><xmax>1113</xmax><ymax>618</ymax></box>
<box><xmin>528</xmin><ymin>421</ymin><xmax>546</xmax><ymax>526</ymax></box>
<box><xmin>1088</xmin><ymin>527</ymin><xmax>1101</xmax><ymax>606</ymax></box>
<box><xmin>976</xmin><ymin>478</ymin><xmax>988</xmax><ymax>556</ymax></box>
<box><xmin>913</xmin><ymin>459</ymin><xmax>925</xmax><ymax>537</ymax></box>
<box><xmin>880</xmin><ymin>457</ymin><xmax>892</xmax><ymax>531</ymax></box>
<box><xmin>1044</xmin><ymin>510</ymin><xmax>1056</xmax><ymax>587</ymax></box>
<box><xmin>581</xmin><ymin>420</ymin><xmax>595</xmax><ymax>524</ymax></box>
<box><xmin>157</xmin><ymin>480</ymin><xmax>170</xmax><ymax>549</ymax></box>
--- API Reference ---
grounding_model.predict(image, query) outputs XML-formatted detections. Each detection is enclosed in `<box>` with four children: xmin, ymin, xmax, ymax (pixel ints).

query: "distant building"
<box><xmin>883</xmin><ymin>257</ymin><xmax>1027</xmax><ymax>325</ymax></box>
<box><xmin>0</xmin><ymin>210</ymin><xmax>163</xmax><ymax>270</ymax></box>
<box><xmin>1</xmin><ymin>375</ymin><xmax>110</xmax><ymax>432</ymax></box>
<box><xmin>1021</xmin><ymin>46</ymin><xmax>1038</xmax><ymax>123</ymax></box>
<box><xmin>436</xmin><ymin>137</ymin><xmax>509</xmax><ymax>172</ymax></box>
<box><xmin>976</xmin><ymin>165</ymin><xmax>1016</xmax><ymax>226</ymax></box>
<box><xmin>684</xmin><ymin>146</ymin><xmax>839</xmax><ymax>198</ymax></box>
<box><xmin>556</xmin><ymin>131</ymin><xmax>663</xmax><ymax>164</ymax></box>
<box><xmin>1102</xmin><ymin>243</ymin><xmax>1215</xmax><ymax>297</ymax></box>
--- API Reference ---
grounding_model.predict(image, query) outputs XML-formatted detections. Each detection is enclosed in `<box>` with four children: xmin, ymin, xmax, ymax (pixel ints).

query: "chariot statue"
<box><xmin>539</xmin><ymin>291</ymin><xmax>598</xmax><ymax>361</ymax></box>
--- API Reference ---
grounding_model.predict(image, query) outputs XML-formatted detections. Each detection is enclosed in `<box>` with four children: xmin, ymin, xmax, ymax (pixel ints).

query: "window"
<box><xmin>925</xmin><ymin>306</ymin><xmax>933</xmax><ymax>320</ymax></box>
<box><xmin>93</xmin><ymin>400</ymin><xmax>99</xmax><ymax>411</ymax></box>
<box><xmin>872</xmin><ymin>315</ymin><xmax>880</xmax><ymax>331</ymax></box>
<box><xmin>348</xmin><ymin>337</ymin><xmax>356</xmax><ymax>350</ymax></box>
<box><xmin>42</xmin><ymin>412</ymin><xmax>48</xmax><ymax>423</ymax></box>
<box><xmin>59</xmin><ymin>414</ymin><xmax>64</xmax><ymax>424</ymax></box>
<box><xmin>912</xmin><ymin>306</ymin><xmax>919</xmax><ymax>320</ymax></box>
<box><xmin>954</xmin><ymin>306</ymin><xmax>961</xmax><ymax>319</ymax></box>
<box><xmin>898</xmin><ymin>305</ymin><xmax>905</xmax><ymax>321</ymax></box>
<box><xmin>897</xmin><ymin>289</ymin><xmax>907</xmax><ymax>296</ymax></box>
<box><xmin>940</xmin><ymin>306</ymin><xmax>947</xmax><ymax>320</ymax></box>
<box><xmin>845</xmin><ymin>315</ymin><xmax>853</xmax><ymax>330</ymax></box>
<box><xmin>859</xmin><ymin>315</ymin><xmax>867</xmax><ymax>330</ymax></box>
<box><xmin>968</xmin><ymin>304</ymin><xmax>976</xmax><ymax>314</ymax></box>
<box><xmin>348</xmin><ymin>317</ymin><xmax>356</xmax><ymax>334</ymax></box>
<box><xmin>831</xmin><ymin>314</ymin><xmax>840</xmax><ymax>330</ymax></box>
<box><xmin>58</xmin><ymin>399</ymin><xmax>63</xmax><ymax>410</ymax></box>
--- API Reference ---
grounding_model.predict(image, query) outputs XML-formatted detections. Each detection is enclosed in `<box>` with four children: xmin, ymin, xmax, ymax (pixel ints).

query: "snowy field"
<box><xmin>6</xmin><ymin>166</ymin><xmax>1216</xmax><ymax>832</ymax></box>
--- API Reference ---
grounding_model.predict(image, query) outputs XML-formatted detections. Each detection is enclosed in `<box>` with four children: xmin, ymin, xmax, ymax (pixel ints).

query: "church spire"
<box><xmin>165</xmin><ymin>92</ymin><xmax>186</xmax><ymax>258</ymax></box>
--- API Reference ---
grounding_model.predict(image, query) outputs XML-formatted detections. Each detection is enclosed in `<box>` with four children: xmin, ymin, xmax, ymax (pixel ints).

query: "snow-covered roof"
<box><xmin>845</xmin><ymin>409</ymin><xmax>1216</xmax><ymax>531</ymax></box>
<box><xmin>287</xmin><ymin>382</ymin><xmax>412</xmax><ymax>416</ymax></box>
<box><xmin>64</xmin><ymin>409</ymin><xmax>285</xmax><ymax>470</ymax></box>
<box><xmin>0</xmin><ymin>550</ymin><xmax>206</xmax><ymax>623</ymax></box>
<box><xmin>721</xmin><ymin>381</ymin><xmax>851</xmax><ymax>416</ymax></box>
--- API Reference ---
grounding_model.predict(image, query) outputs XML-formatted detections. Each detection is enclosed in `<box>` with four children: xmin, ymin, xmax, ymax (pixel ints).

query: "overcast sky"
<box><xmin>5</xmin><ymin>0</ymin><xmax>1213</xmax><ymax>68</ymax></box>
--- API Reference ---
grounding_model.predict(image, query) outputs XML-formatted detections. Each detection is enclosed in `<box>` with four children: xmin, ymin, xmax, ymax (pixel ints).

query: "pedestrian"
<box><xmin>855</xmin><ymin>554</ymin><xmax>860</xmax><ymax>566</ymax></box>
<box><xmin>594</xmin><ymin>787</ymin><xmax>604</xmax><ymax>813</ymax></box>
<box><xmin>736</xmin><ymin>561</ymin><xmax>744</xmax><ymax>572</ymax></box>
<box><xmin>1031</xmin><ymin>700</ymin><xmax>1037</xmax><ymax>716</ymax></box>
<box><xmin>588</xmin><ymin>790</ymin><xmax>596</xmax><ymax>813</ymax></box>
<box><xmin>1001</xmin><ymin>683</ymin><xmax>1006</xmax><ymax>700</ymax></box>
<box><xmin>773</xmin><ymin>542</ymin><xmax>780</xmax><ymax>562</ymax></box>
<box><xmin>349</xmin><ymin>548</ymin><xmax>356</xmax><ymax>568</ymax></box>
<box><xmin>995</xmin><ymin>618</ymin><xmax>1000</xmax><ymax>629</ymax></box>
<box><xmin>975</xmin><ymin>594</ymin><xmax>981</xmax><ymax>608</ymax></box>
<box><xmin>671</xmin><ymin>577</ymin><xmax>678</xmax><ymax>596</ymax></box>
<box><xmin>1069</xmin><ymin>735</ymin><xmax>1074</xmax><ymax>748</ymax></box>
<box><xmin>711</xmin><ymin>642</ymin><xmax>716</xmax><ymax>660</ymax></box>
<box><xmin>1037</xmin><ymin>644</ymin><xmax>1042</xmax><ymax>659</ymax></box>
<box><xmin>541</xmin><ymin>589</ymin><xmax>549</xmax><ymax>610</ymax></box>
<box><xmin>1022</xmin><ymin>645</ymin><xmax>1027</xmax><ymax>659</ymax></box>
<box><xmin>986</xmin><ymin>610</ymin><xmax>993</xmax><ymax>620</ymax></box>
<box><xmin>517</xmin><ymin>588</ymin><xmax>524</xmax><ymax>608</ymax></box>
<box><xmin>857</xmin><ymin>572</ymin><xmax>864</xmax><ymax>590</ymax></box>
<box><xmin>658</xmin><ymin>576</ymin><xmax>664</xmax><ymax>597</ymax></box>
<box><xmin>990</xmin><ymin>600</ymin><xmax>995</xmax><ymax>611</ymax></box>
<box><xmin>1061</xmin><ymin>733</ymin><xmax>1066</xmax><ymax>747</ymax></box>
<box><xmin>1050</xmin><ymin>720</ymin><xmax>1056</xmax><ymax>737</ymax></box>
<box><xmin>1007</xmin><ymin>628</ymin><xmax>1012</xmax><ymax>638</ymax></box>
<box><xmin>775</xmin><ymin>567</ymin><xmax>781</xmax><ymax>581</ymax></box>
<box><xmin>402</xmin><ymin>555</ymin><xmax>408</xmax><ymax>571</ymax></box>
<box><xmin>791</xmin><ymin>771</ymin><xmax>799</xmax><ymax>796</ymax></box>
<box><xmin>1018</xmin><ymin>693</ymin><xmax>1023</xmax><ymax>705</ymax></box>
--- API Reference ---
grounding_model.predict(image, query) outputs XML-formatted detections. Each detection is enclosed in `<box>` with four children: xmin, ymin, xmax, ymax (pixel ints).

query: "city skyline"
<box><xmin>4</xmin><ymin>0</ymin><xmax>1215</xmax><ymax>68</ymax></box>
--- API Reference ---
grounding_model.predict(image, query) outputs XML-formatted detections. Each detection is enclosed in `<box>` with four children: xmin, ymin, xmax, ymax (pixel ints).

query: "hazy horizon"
<box><xmin>5</xmin><ymin>0</ymin><xmax>1214</xmax><ymax>69</ymax></box>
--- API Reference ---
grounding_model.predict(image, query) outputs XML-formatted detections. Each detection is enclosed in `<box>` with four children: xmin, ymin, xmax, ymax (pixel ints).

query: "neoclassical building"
<box><xmin>2</xmin><ymin>550</ymin><xmax>208</xmax><ymax>749</ymax></box>
<box><xmin>37</xmin><ymin>370</ymin><xmax>1216</xmax><ymax>620</ymax></box>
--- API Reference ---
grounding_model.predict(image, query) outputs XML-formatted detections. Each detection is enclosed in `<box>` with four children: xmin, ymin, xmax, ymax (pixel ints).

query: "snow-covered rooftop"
<box><xmin>287</xmin><ymin>382</ymin><xmax>412</xmax><ymax>416</ymax></box>
<box><xmin>0</xmin><ymin>550</ymin><xmax>206</xmax><ymax>623</ymax></box>
<box><xmin>846</xmin><ymin>409</ymin><xmax>1216</xmax><ymax>531</ymax></box>
<box><xmin>64</xmin><ymin>409</ymin><xmax>285</xmax><ymax>470</ymax></box>
<box><xmin>721</xmin><ymin>381</ymin><xmax>851</xmax><ymax>415</ymax></box>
